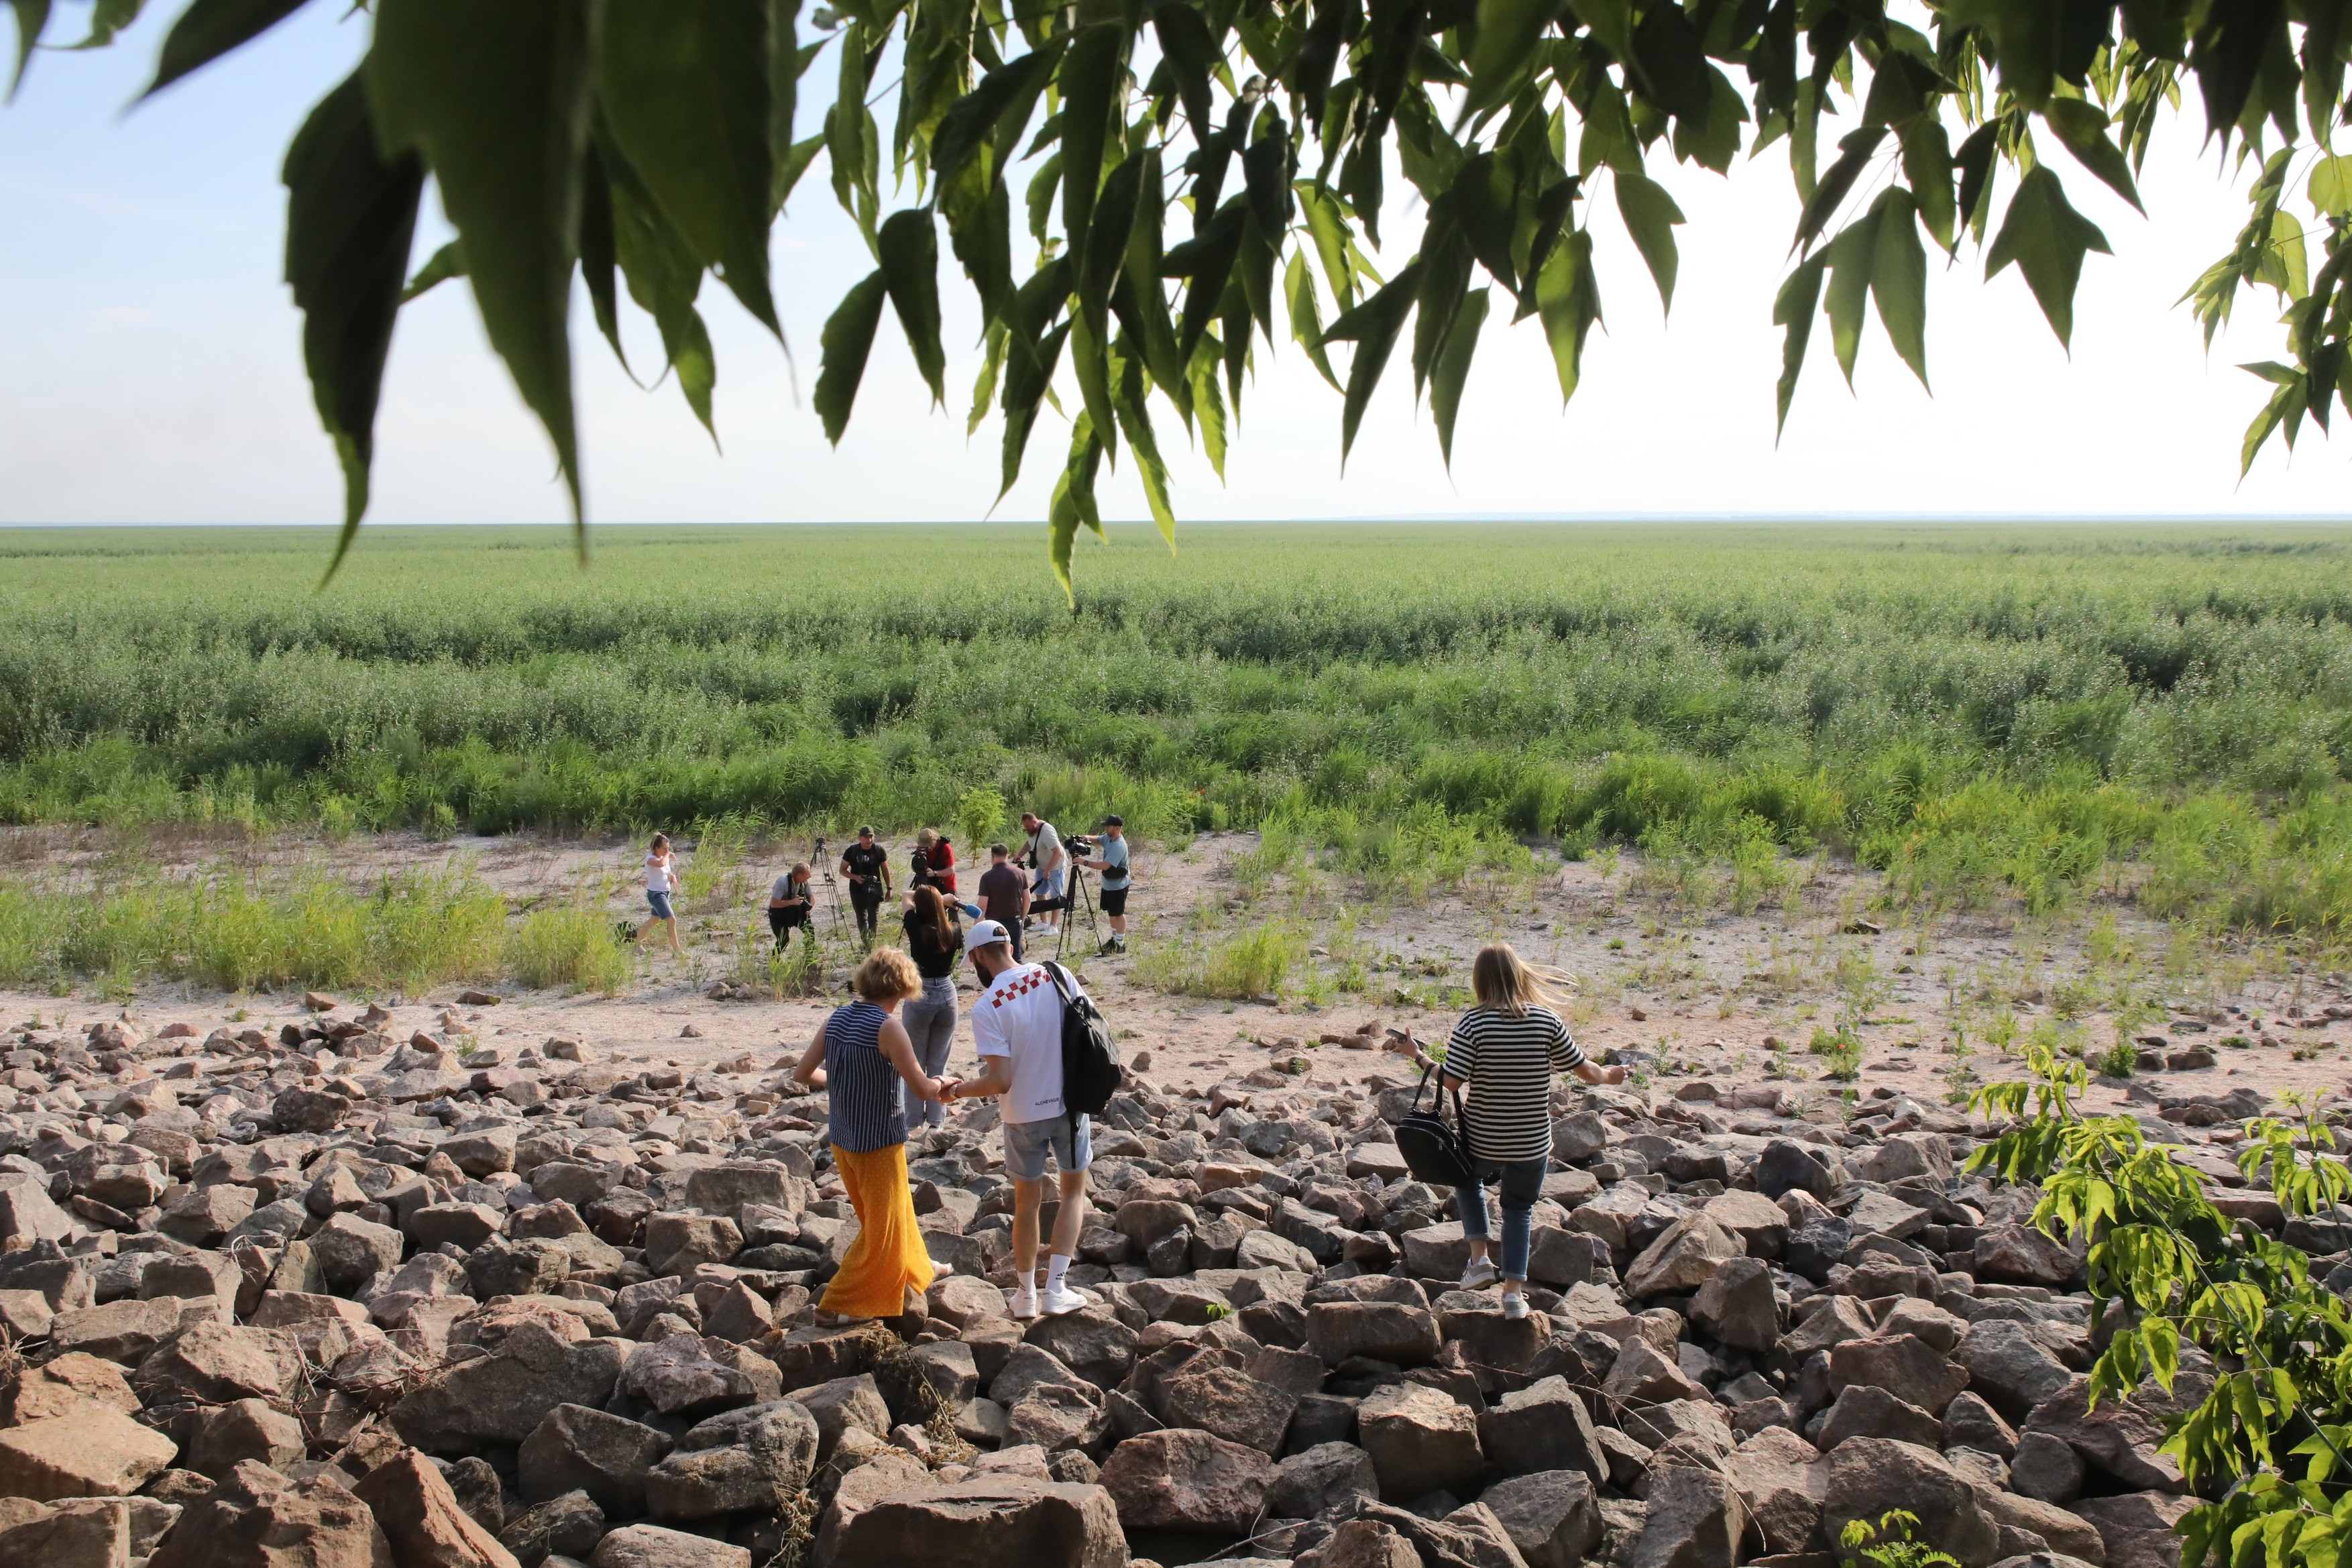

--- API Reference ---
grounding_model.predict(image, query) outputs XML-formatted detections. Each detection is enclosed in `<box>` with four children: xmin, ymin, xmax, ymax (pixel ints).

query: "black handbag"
<box><xmin>1394</xmin><ymin>1064</ymin><xmax>1476</xmax><ymax>1188</ymax></box>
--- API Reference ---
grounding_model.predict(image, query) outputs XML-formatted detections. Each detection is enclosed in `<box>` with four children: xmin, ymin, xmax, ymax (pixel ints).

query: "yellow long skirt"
<box><xmin>820</xmin><ymin>1141</ymin><xmax>936</xmax><ymax>1320</ymax></box>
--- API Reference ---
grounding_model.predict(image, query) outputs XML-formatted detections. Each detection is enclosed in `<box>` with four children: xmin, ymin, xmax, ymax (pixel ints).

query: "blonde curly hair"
<box><xmin>850</xmin><ymin>946</ymin><xmax>921</xmax><ymax>1003</ymax></box>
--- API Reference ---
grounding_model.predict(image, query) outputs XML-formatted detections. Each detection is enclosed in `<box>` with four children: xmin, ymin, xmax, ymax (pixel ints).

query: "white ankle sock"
<box><xmin>1046</xmin><ymin>1253</ymin><xmax>1072</xmax><ymax>1292</ymax></box>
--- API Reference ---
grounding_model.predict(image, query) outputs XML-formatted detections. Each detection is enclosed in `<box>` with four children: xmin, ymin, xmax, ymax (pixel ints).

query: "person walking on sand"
<box><xmin>1393</xmin><ymin>942</ymin><xmax>1623</xmax><ymax>1321</ymax></box>
<box><xmin>790</xmin><ymin>948</ymin><xmax>947</xmax><ymax>1323</ymax></box>
<box><xmin>897</xmin><ymin>884</ymin><xmax>963</xmax><ymax>1129</ymax></box>
<box><xmin>938</xmin><ymin>919</ymin><xmax>1093</xmax><ymax>1319</ymax></box>
<box><xmin>638</xmin><ymin>833</ymin><xmax>683</xmax><ymax>956</ymax></box>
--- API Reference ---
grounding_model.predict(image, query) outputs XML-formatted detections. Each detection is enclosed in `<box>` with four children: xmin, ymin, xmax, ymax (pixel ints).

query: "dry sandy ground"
<box><xmin>4</xmin><ymin>825</ymin><xmax>2347</xmax><ymax>1135</ymax></box>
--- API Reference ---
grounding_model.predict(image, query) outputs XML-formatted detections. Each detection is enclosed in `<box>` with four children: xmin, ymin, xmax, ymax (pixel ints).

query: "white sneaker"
<box><xmin>1460</xmin><ymin>1257</ymin><xmax>1500</xmax><ymax>1290</ymax></box>
<box><xmin>1501</xmin><ymin>1292</ymin><xmax>1530</xmax><ymax>1321</ymax></box>
<box><xmin>1007</xmin><ymin>1284</ymin><xmax>1040</xmax><ymax>1320</ymax></box>
<box><xmin>1040</xmin><ymin>1284</ymin><xmax>1095</xmax><ymax>1316</ymax></box>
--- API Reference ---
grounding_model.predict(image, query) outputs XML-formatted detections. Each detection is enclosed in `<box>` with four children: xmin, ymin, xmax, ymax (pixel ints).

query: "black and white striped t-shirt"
<box><xmin>1447</xmin><ymin>1005</ymin><xmax>1585</xmax><ymax>1162</ymax></box>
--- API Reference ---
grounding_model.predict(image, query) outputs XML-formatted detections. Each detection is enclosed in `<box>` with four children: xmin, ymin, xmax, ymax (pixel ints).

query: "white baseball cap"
<box><xmin>964</xmin><ymin>919</ymin><xmax>1012</xmax><ymax>954</ymax></box>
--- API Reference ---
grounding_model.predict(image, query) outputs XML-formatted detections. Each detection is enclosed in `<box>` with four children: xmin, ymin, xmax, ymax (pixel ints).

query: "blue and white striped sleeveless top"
<box><xmin>823</xmin><ymin>1000</ymin><xmax>907</xmax><ymax>1154</ymax></box>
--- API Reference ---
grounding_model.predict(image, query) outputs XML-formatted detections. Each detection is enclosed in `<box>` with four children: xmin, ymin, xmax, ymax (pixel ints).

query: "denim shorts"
<box><xmin>1003</xmin><ymin>1113</ymin><xmax>1091</xmax><ymax>1180</ymax></box>
<box><xmin>647</xmin><ymin>890</ymin><xmax>675</xmax><ymax>920</ymax></box>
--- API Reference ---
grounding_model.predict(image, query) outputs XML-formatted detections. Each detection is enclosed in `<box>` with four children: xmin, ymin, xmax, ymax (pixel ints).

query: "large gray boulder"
<box><xmin>1824</xmin><ymin>1438</ymin><xmax>2002</xmax><ymax>1568</ymax></box>
<box><xmin>518</xmin><ymin>1404</ymin><xmax>675</xmax><ymax>1518</ymax></box>
<box><xmin>391</xmin><ymin>1323</ymin><xmax>630</xmax><ymax>1452</ymax></box>
<box><xmin>643</xmin><ymin>1400</ymin><xmax>820</xmax><ymax>1520</ymax></box>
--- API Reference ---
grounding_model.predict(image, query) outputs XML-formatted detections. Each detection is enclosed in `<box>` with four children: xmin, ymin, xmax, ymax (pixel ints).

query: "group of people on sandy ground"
<box><xmin>782</xmin><ymin>924</ymin><xmax>1624</xmax><ymax>1326</ymax></box>
<box><xmin>631</xmin><ymin>814</ymin><xmax>1133</xmax><ymax>962</ymax></box>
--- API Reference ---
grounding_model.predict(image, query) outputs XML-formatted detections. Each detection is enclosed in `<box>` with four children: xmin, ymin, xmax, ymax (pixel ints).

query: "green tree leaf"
<box><xmin>1534</xmin><ymin>228</ymin><xmax>1599</xmax><ymax>404</ymax></box>
<box><xmin>577</xmin><ymin>143</ymin><xmax>626</xmax><ymax>373</ymax></box>
<box><xmin>1461</xmin><ymin>0</ymin><xmax>1561</xmax><ymax>119</ymax></box>
<box><xmin>1793</xmin><ymin>125</ymin><xmax>1887</xmax><ymax>256</ymax></box>
<box><xmin>1325</xmin><ymin>260</ymin><xmax>1424</xmax><ymax>462</ymax></box>
<box><xmin>1824</xmin><ymin>205</ymin><xmax>1882</xmax><ymax>386</ymax></box>
<box><xmin>6</xmin><ymin>0</ymin><xmax>48</xmax><ymax>99</ymax></box>
<box><xmin>281</xmin><ymin>69</ymin><xmax>424</xmax><ymax>575</ymax></box>
<box><xmin>1112</xmin><ymin>351</ymin><xmax>1177</xmax><ymax>548</ymax></box>
<box><xmin>877</xmin><ymin>208</ymin><xmax>946</xmax><ymax>404</ymax></box>
<box><xmin>1773</xmin><ymin>252</ymin><xmax>1827</xmax><ymax>435</ymax></box>
<box><xmin>597</xmin><ymin>0</ymin><xmax>780</xmax><ymax>340</ymax></box>
<box><xmin>814</xmin><ymin>268</ymin><xmax>887</xmax><ymax>444</ymax></box>
<box><xmin>1056</xmin><ymin>22</ymin><xmax>1125</xmax><ymax>264</ymax></box>
<box><xmin>1429</xmin><ymin>284</ymin><xmax>1489</xmax><ymax>467</ymax></box>
<box><xmin>2043</xmin><ymin>97</ymin><xmax>2144</xmax><ymax>214</ymax></box>
<box><xmin>1985</xmin><ymin>164</ymin><xmax>2113</xmax><ymax>348</ymax></box>
<box><xmin>399</xmin><ymin>239</ymin><xmax>464</xmax><ymax>304</ymax></box>
<box><xmin>1870</xmin><ymin>186</ymin><xmax>1928</xmax><ymax>388</ymax></box>
<box><xmin>1286</xmin><ymin>249</ymin><xmax>1342</xmax><ymax>391</ymax></box>
<box><xmin>2310</xmin><ymin>152</ymin><xmax>2352</xmax><ymax>218</ymax></box>
<box><xmin>1614</xmin><ymin>168</ymin><xmax>1684</xmax><ymax>314</ymax></box>
<box><xmin>605</xmin><ymin>142</ymin><xmax>720</xmax><ymax>436</ymax></box>
<box><xmin>1898</xmin><ymin>115</ymin><xmax>1956</xmax><ymax>253</ymax></box>
<box><xmin>368</xmin><ymin>0</ymin><xmax>594</xmax><ymax>521</ymax></box>
<box><xmin>146</xmin><ymin>0</ymin><xmax>309</xmax><ymax>99</ymax></box>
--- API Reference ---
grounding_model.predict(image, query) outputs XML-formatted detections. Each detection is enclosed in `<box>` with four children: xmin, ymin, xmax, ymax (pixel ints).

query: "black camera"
<box><xmin>1068</xmin><ymin>833</ymin><xmax>1099</xmax><ymax>852</ymax></box>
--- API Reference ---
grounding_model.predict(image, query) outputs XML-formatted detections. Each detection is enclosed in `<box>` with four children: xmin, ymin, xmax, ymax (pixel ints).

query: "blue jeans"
<box><xmin>1454</xmin><ymin>1156</ymin><xmax>1548</xmax><ymax>1281</ymax></box>
<box><xmin>899</xmin><ymin>978</ymin><xmax>958</xmax><ymax>1128</ymax></box>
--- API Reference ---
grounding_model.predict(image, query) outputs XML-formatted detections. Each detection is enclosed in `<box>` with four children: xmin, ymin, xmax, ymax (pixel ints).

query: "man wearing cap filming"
<box><xmin>938</xmin><ymin>918</ymin><xmax>1095</xmax><ymax>1318</ymax></box>
<box><xmin>1078</xmin><ymin>816</ymin><xmax>1130</xmax><ymax>956</ymax></box>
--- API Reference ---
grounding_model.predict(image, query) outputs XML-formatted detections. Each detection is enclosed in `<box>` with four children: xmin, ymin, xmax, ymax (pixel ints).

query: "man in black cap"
<box><xmin>838</xmin><ymin>827</ymin><xmax>891</xmax><ymax>945</ymax></box>
<box><xmin>1078</xmin><ymin>816</ymin><xmax>1131</xmax><ymax>955</ymax></box>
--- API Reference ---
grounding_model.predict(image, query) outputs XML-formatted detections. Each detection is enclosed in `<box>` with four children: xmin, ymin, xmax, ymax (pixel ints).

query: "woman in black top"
<box><xmin>897</xmin><ymin>884</ymin><xmax>963</xmax><ymax>1129</ymax></box>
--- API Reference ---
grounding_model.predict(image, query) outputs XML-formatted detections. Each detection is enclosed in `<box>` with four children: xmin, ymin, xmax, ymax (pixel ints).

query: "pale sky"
<box><xmin>2</xmin><ymin>3</ymin><xmax>2345</xmax><ymax>529</ymax></box>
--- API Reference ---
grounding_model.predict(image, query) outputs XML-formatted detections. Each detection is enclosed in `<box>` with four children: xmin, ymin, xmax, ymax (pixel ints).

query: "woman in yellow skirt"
<box><xmin>791</xmin><ymin>947</ymin><xmax>948</xmax><ymax>1321</ymax></box>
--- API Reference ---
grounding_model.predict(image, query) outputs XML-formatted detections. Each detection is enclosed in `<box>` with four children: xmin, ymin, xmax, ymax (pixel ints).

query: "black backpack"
<box><xmin>1042</xmin><ymin>962</ymin><xmax>1123</xmax><ymax>1116</ymax></box>
<box><xmin>1394</xmin><ymin>1064</ymin><xmax>1476</xmax><ymax>1188</ymax></box>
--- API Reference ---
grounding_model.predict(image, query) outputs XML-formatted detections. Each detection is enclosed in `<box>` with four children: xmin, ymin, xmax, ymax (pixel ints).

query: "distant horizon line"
<box><xmin>5</xmin><ymin>512</ymin><xmax>2352</xmax><ymax>528</ymax></box>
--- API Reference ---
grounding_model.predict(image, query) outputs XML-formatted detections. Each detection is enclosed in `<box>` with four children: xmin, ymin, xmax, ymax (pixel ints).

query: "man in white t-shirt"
<box><xmin>939</xmin><ymin>919</ymin><xmax>1093</xmax><ymax>1319</ymax></box>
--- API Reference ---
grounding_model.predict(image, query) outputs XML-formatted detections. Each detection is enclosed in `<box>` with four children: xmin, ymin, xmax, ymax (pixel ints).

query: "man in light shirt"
<box><xmin>939</xmin><ymin>919</ymin><xmax>1093</xmax><ymax>1318</ymax></box>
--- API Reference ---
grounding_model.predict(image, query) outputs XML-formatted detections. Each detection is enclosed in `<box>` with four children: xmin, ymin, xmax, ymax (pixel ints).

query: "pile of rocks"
<box><xmin>0</xmin><ymin>1004</ymin><xmax>2330</xmax><ymax>1568</ymax></box>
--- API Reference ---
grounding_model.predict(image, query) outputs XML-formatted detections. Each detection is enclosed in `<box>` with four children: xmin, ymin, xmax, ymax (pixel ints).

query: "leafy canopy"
<box><xmin>13</xmin><ymin>0</ymin><xmax>2351</xmax><ymax>588</ymax></box>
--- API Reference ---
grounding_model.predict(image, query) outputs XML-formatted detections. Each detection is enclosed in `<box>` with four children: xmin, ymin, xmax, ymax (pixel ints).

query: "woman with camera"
<box><xmin>897</xmin><ymin>885</ymin><xmax>964</xmax><ymax>1128</ymax></box>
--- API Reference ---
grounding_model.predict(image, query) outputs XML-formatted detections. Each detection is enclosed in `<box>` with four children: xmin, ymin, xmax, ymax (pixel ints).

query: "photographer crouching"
<box><xmin>1076</xmin><ymin>816</ymin><xmax>1131</xmax><ymax>955</ymax></box>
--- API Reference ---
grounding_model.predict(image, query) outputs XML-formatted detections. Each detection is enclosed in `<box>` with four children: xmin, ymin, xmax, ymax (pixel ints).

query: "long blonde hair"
<box><xmin>1469</xmin><ymin>942</ymin><xmax>1572</xmax><ymax>1016</ymax></box>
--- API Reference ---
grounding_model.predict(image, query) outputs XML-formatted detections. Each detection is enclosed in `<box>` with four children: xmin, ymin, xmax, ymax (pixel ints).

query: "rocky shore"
<box><xmin>0</xmin><ymin>997</ymin><xmax>2328</xmax><ymax>1568</ymax></box>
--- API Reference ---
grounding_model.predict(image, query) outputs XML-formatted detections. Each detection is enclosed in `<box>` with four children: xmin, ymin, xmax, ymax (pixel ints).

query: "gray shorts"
<box><xmin>1003</xmin><ymin>1113</ymin><xmax>1091</xmax><ymax>1181</ymax></box>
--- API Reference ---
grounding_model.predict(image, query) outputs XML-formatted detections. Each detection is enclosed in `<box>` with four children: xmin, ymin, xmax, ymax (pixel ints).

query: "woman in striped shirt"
<box><xmin>791</xmin><ymin>947</ymin><xmax>949</xmax><ymax>1322</ymax></box>
<box><xmin>1403</xmin><ymin>942</ymin><xmax>1623</xmax><ymax>1320</ymax></box>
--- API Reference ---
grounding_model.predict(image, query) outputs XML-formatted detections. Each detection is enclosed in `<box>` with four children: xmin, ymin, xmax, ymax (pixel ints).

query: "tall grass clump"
<box><xmin>0</xmin><ymin>869</ymin><xmax>510</xmax><ymax>994</ymax></box>
<box><xmin>508</xmin><ymin>905</ymin><xmax>635</xmax><ymax>995</ymax></box>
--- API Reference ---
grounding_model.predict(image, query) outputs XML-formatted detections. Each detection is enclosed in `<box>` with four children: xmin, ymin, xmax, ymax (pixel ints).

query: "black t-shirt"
<box><xmin>842</xmin><ymin>842</ymin><xmax>889</xmax><ymax>898</ymax></box>
<box><xmin>901</xmin><ymin>910</ymin><xmax>963</xmax><ymax>979</ymax></box>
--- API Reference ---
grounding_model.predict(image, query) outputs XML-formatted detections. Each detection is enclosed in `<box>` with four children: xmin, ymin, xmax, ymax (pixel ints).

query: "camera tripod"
<box><xmin>1046</xmin><ymin>858</ymin><xmax>1102</xmax><ymax>960</ymax></box>
<box><xmin>809</xmin><ymin>836</ymin><xmax>846</xmax><ymax>932</ymax></box>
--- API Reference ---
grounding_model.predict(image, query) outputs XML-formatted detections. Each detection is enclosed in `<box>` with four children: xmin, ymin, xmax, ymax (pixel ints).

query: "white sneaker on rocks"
<box><xmin>1501</xmin><ymin>1293</ymin><xmax>1530</xmax><ymax>1321</ymax></box>
<box><xmin>1007</xmin><ymin>1284</ymin><xmax>1040</xmax><ymax>1320</ymax></box>
<box><xmin>1041</xmin><ymin>1284</ymin><xmax>1095</xmax><ymax>1316</ymax></box>
<box><xmin>1460</xmin><ymin>1257</ymin><xmax>1500</xmax><ymax>1290</ymax></box>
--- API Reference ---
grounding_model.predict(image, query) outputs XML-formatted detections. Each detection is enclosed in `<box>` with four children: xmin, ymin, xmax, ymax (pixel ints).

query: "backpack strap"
<box><xmin>1041</xmin><ymin>961</ymin><xmax>1075</xmax><ymax>1006</ymax></box>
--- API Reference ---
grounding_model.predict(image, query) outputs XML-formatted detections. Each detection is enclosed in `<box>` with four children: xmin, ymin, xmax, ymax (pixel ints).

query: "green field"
<box><xmin>4</xmin><ymin>520</ymin><xmax>2351</xmax><ymax>945</ymax></box>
